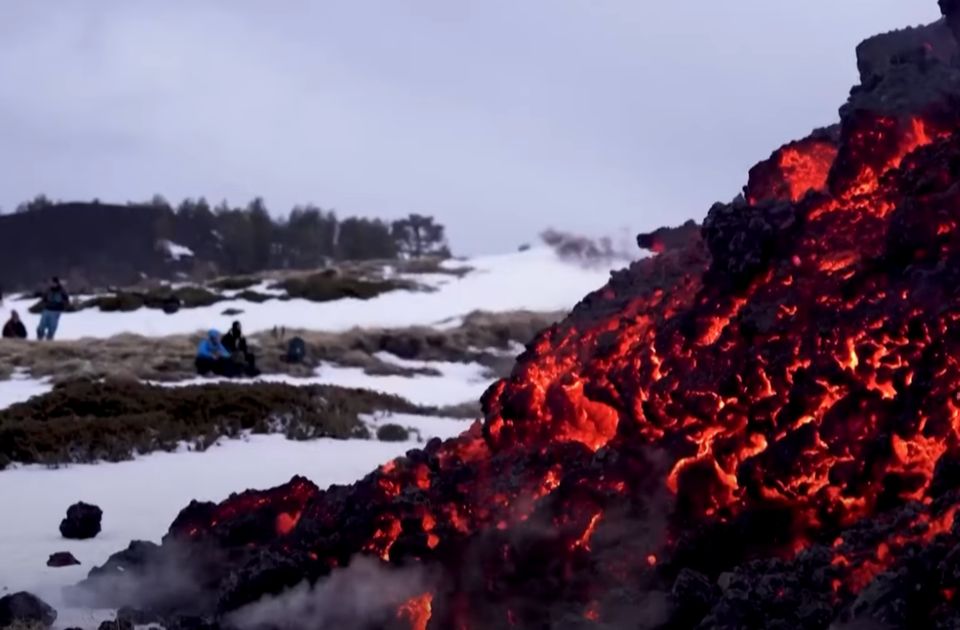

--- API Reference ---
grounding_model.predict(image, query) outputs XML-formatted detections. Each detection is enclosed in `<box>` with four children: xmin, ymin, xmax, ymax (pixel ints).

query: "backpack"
<box><xmin>286</xmin><ymin>337</ymin><xmax>307</xmax><ymax>364</ymax></box>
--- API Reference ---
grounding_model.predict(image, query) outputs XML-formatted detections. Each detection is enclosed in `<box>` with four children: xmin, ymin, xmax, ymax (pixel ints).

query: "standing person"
<box><xmin>37</xmin><ymin>277</ymin><xmax>70</xmax><ymax>340</ymax></box>
<box><xmin>2</xmin><ymin>310</ymin><xmax>27</xmax><ymax>339</ymax></box>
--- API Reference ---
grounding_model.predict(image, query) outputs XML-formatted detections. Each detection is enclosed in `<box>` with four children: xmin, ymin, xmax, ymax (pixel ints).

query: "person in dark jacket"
<box><xmin>195</xmin><ymin>329</ymin><xmax>243</xmax><ymax>377</ymax></box>
<box><xmin>222</xmin><ymin>321</ymin><xmax>260</xmax><ymax>377</ymax></box>
<box><xmin>37</xmin><ymin>277</ymin><xmax>69</xmax><ymax>340</ymax></box>
<box><xmin>222</xmin><ymin>321</ymin><xmax>248</xmax><ymax>355</ymax></box>
<box><xmin>2</xmin><ymin>311</ymin><xmax>27</xmax><ymax>339</ymax></box>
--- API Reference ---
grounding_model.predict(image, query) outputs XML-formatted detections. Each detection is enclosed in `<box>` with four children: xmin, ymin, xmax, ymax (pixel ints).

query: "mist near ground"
<box><xmin>0</xmin><ymin>1</ymin><xmax>940</xmax><ymax>254</ymax></box>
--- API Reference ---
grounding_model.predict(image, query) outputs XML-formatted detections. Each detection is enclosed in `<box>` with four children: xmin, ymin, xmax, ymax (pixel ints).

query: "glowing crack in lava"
<box><xmin>79</xmin><ymin>6</ymin><xmax>960</xmax><ymax>629</ymax></box>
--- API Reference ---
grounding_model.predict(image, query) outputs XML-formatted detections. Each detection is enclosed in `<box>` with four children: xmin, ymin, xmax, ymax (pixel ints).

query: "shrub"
<box><xmin>376</xmin><ymin>423</ymin><xmax>409</xmax><ymax>442</ymax></box>
<box><xmin>279</xmin><ymin>273</ymin><xmax>407</xmax><ymax>303</ymax></box>
<box><xmin>234</xmin><ymin>290</ymin><xmax>273</xmax><ymax>303</ymax></box>
<box><xmin>0</xmin><ymin>380</ymin><xmax>425</xmax><ymax>467</ymax></box>
<box><xmin>210</xmin><ymin>276</ymin><xmax>259</xmax><ymax>291</ymax></box>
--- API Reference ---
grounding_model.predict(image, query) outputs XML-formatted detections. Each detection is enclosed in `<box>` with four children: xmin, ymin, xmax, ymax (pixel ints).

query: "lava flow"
<box><xmin>76</xmin><ymin>5</ymin><xmax>960</xmax><ymax>629</ymax></box>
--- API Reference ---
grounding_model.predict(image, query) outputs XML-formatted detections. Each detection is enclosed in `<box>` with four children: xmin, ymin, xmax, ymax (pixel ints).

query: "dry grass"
<box><xmin>0</xmin><ymin>310</ymin><xmax>562</xmax><ymax>385</ymax></box>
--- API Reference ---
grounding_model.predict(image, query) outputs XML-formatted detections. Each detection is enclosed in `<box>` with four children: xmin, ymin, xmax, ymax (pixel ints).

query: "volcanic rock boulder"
<box><xmin>47</xmin><ymin>551</ymin><xmax>80</xmax><ymax>567</ymax></box>
<box><xmin>636</xmin><ymin>219</ymin><xmax>701</xmax><ymax>254</ymax></box>
<box><xmin>0</xmin><ymin>592</ymin><xmax>57</xmax><ymax>628</ymax></box>
<box><xmin>78</xmin><ymin>3</ymin><xmax>960</xmax><ymax>629</ymax></box>
<box><xmin>60</xmin><ymin>502</ymin><xmax>102</xmax><ymax>539</ymax></box>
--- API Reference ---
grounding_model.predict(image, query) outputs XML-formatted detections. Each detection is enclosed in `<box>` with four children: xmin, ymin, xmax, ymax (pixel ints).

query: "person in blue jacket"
<box><xmin>195</xmin><ymin>329</ymin><xmax>243</xmax><ymax>377</ymax></box>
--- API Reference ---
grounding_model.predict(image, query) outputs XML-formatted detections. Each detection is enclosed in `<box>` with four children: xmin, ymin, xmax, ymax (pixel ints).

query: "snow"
<box><xmin>0</xmin><ymin>248</ymin><xmax>627</xmax><ymax>340</ymax></box>
<box><xmin>149</xmin><ymin>355</ymin><xmax>494</xmax><ymax>408</ymax></box>
<box><xmin>0</xmin><ymin>371</ymin><xmax>52</xmax><ymax>411</ymax></box>
<box><xmin>0</xmin><ymin>414</ymin><xmax>470</xmax><ymax>629</ymax></box>
<box><xmin>159</xmin><ymin>240</ymin><xmax>194</xmax><ymax>261</ymax></box>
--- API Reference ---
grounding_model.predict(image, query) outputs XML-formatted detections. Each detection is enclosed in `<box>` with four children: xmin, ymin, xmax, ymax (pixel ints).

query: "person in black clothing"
<box><xmin>221</xmin><ymin>321</ymin><xmax>260</xmax><ymax>377</ymax></box>
<box><xmin>37</xmin><ymin>277</ymin><xmax>70</xmax><ymax>340</ymax></box>
<box><xmin>2</xmin><ymin>310</ymin><xmax>27</xmax><ymax>339</ymax></box>
<box><xmin>222</xmin><ymin>321</ymin><xmax>248</xmax><ymax>355</ymax></box>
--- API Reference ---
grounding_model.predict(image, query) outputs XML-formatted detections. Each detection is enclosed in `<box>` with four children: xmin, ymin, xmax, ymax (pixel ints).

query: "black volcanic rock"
<box><xmin>636</xmin><ymin>220</ymin><xmax>700</xmax><ymax>254</ymax></box>
<box><xmin>856</xmin><ymin>20</ymin><xmax>957</xmax><ymax>84</ymax></box>
<box><xmin>0</xmin><ymin>592</ymin><xmax>57</xmax><ymax>628</ymax></box>
<box><xmin>60</xmin><ymin>502</ymin><xmax>103</xmax><ymax>540</ymax></box>
<box><xmin>942</xmin><ymin>0</ymin><xmax>960</xmax><ymax>42</ymax></box>
<box><xmin>47</xmin><ymin>551</ymin><xmax>81</xmax><ymax>567</ymax></box>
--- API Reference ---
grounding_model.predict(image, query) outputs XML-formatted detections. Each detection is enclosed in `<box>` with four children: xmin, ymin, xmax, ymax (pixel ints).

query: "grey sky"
<box><xmin>0</xmin><ymin>1</ymin><xmax>940</xmax><ymax>254</ymax></box>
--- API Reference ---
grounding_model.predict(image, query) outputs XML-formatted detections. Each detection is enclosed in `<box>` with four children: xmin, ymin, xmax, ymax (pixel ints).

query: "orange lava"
<box><xmin>397</xmin><ymin>593</ymin><xmax>433</xmax><ymax>630</ymax></box>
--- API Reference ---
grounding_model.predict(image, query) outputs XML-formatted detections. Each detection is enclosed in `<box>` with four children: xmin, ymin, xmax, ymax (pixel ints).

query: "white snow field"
<box><xmin>150</xmin><ymin>356</ymin><xmax>493</xmax><ymax>408</ymax></box>
<box><xmin>0</xmin><ymin>414</ymin><xmax>471</xmax><ymax>629</ymax></box>
<box><xmin>0</xmin><ymin>370</ymin><xmax>52</xmax><ymax>410</ymax></box>
<box><xmin>0</xmin><ymin>248</ymin><xmax>625</xmax><ymax>340</ymax></box>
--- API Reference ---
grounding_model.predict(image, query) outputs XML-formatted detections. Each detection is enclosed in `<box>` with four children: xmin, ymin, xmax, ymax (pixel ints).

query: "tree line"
<box><xmin>14</xmin><ymin>194</ymin><xmax>450</xmax><ymax>275</ymax></box>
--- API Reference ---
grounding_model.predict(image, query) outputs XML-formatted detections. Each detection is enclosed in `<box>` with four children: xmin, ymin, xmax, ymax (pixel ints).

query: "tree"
<box><xmin>149</xmin><ymin>194</ymin><xmax>172</xmax><ymax>210</ymax></box>
<box><xmin>284</xmin><ymin>205</ymin><xmax>338</xmax><ymax>267</ymax></box>
<box><xmin>15</xmin><ymin>194</ymin><xmax>53</xmax><ymax>213</ymax></box>
<box><xmin>391</xmin><ymin>214</ymin><xmax>448</xmax><ymax>258</ymax></box>
<box><xmin>337</xmin><ymin>218</ymin><xmax>397</xmax><ymax>260</ymax></box>
<box><xmin>246</xmin><ymin>197</ymin><xmax>274</xmax><ymax>271</ymax></box>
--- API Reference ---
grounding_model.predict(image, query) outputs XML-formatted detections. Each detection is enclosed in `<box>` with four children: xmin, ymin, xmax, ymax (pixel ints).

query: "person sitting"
<box><xmin>195</xmin><ymin>329</ymin><xmax>243</xmax><ymax>378</ymax></box>
<box><xmin>2</xmin><ymin>311</ymin><xmax>27</xmax><ymax>339</ymax></box>
<box><xmin>222</xmin><ymin>320</ymin><xmax>248</xmax><ymax>355</ymax></box>
<box><xmin>221</xmin><ymin>320</ymin><xmax>260</xmax><ymax>377</ymax></box>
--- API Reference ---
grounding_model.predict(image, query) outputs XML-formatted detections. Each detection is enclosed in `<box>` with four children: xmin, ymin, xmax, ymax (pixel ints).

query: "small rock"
<box><xmin>47</xmin><ymin>551</ymin><xmax>81</xmax><ymax>567</ymax></box>
<box><xmin>0</xmin><ymin>591</ymin><xmax>58</xmax><ymax>628</ymax></box>
<box><xmin>60</xmin><ymin>502</ymin><xmax>103</xmax><ymax>539</ymax></box>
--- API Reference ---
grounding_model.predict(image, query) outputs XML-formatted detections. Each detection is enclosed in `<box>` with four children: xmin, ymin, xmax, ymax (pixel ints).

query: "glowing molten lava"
<box><xmin>81</xmin><ymin>7</ymin><xmax>960</xmax><ymax>629</ymax></box>
<box><xmin>397</xmin><ymin>593</ymin><xmax>433</xmax><ymax>630</ymax></box>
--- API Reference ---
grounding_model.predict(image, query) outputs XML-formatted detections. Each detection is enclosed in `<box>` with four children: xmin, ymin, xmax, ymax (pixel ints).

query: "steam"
<box><xmin>63</xmin><ymin>540</ymin><xmax>207</xmax><ymax>614</ymax></box>
<box><xmin>539</xmin><ymin>227</ymin><xmax>637</xmax><ymax>268</ymax></box>
<box><xmin>228</xmin><ymin>557</ymin><xmax>431</xmax><ymax>630</ymax></box>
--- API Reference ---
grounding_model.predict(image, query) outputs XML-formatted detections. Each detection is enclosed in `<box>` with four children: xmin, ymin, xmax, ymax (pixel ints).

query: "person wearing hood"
<box><xmin>222</xmin><ymin>320</ymin><xmax>260</xmax><ymax>377</ymax></box>
<box><xmin>195</xmin><ymin>329</ymin><xmax>242</xmax><ymax>377</ymax></box>
<box><xmin>2</xmin><ymin>311</ymin><xmax>27</xmax><ymax>339</ymax></box>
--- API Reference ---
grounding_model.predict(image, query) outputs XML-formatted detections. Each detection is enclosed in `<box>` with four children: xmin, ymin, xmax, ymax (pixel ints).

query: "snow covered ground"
<box><xmin>0</xmin><ymin>370</ymin><xmax>52</xmax><ymax>410</ymax></box>
<box><xmin>0</xmin><ymin>248</ymin><xmax>624</xmax><ymax>340</ymax></box>
<box><xmin>0</xmin><ymin>414</ymin><xmax>470</xmax><ymax>629</ymax></box>
<box><xmin>147</xmin><ymin>354</ymin><xmax>494</xmax><ymax>408</ymax></box>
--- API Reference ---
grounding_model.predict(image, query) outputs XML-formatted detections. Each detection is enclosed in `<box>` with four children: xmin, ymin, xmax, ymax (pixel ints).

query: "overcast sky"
<box><xmin>0</xmin><ymin>1</ymin><xmax>941</xmax><ymax>254</ymax></box>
